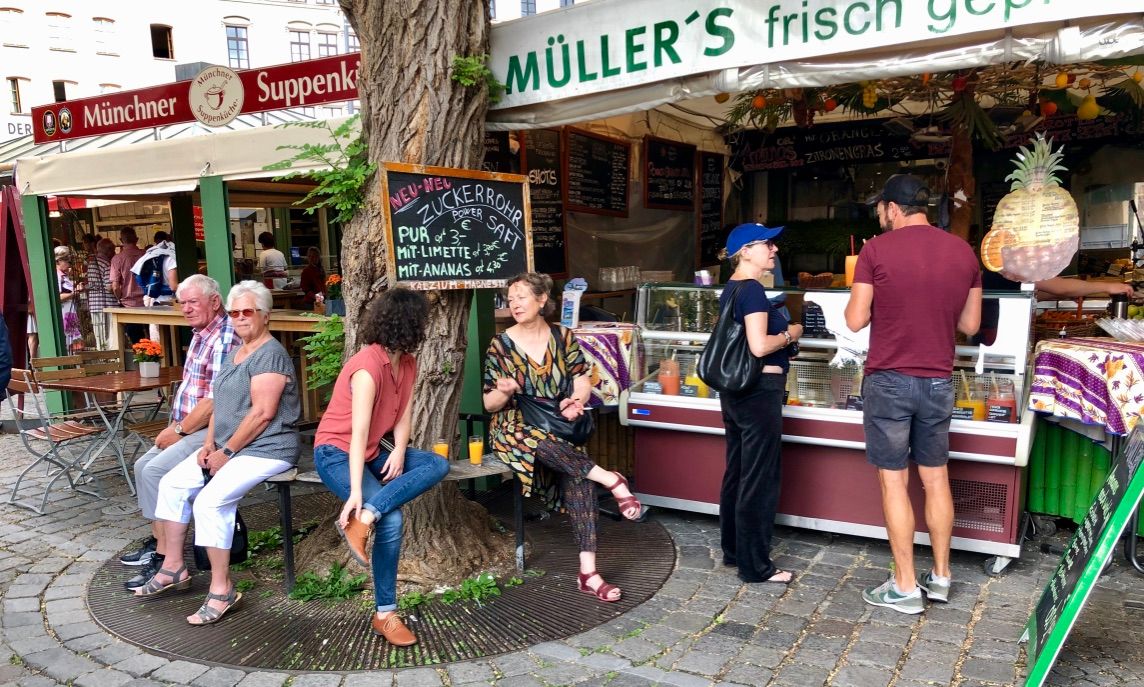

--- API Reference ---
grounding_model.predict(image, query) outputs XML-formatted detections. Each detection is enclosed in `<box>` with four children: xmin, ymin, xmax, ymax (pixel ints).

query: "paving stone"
<box><xmin>113</xmin><ymin>653</ymin><xmax>169</xmax><ymax>678</ymax></box>
<box><xmin>3</xmin><ymin>598</ymin><xmax>40</xmax><ymax>614</ymax></box>
<box><xmin>393</xmin><ymin>667</ymin><xmax>443</xmax><ymax>686</ymax></box>
<box><xmin>845</xmin><ymin>638</ymin><xmax>903</xmax><ymax>667</ymax></box>
<box><xmin>960</xmin><ymin>656</ymin><xmax>1017</xmax><ymax>683</ymax></box>
<box><xmin>831</xmin><ymin>663</ymin><xmax>895</xmax><ymax>687</ymax></box>
<box><xmin>531</xmin><ymin>641</ymin><xmax>582</xmax><ymax>662</ymax></box>
<box><xmin>23</xmin><ymin>646</ymin><xmax>100</xmax><ymax>682</ymax></box>
<box><xmin>898</xmin><ymin>654</ymin><xmax>957</xmax><ymax>683</ymax></box>
<box><xmin>290</xmin><ymin>675</ymin><xmax>344</xmax><ymax>687</ymax></box>
<box><xmin>773</xmin><ymin>661</ymin><xmax>832</xmax><ymax>685</ymax></box>
<box><xmin>492</xmin><ymin>653</ymin><xmax>537</xmax><ymax>677</ymax></box>
<box><xmin>343</xmin><ymin>674</ymin><xmax>393</xmax><ymax>686</ymax></box>
<box><xmin>720</xmin><ymin>663</ymin><xmax>773</xmax><ymax>685</ymax></box>
<box><xmin>192</xmin><ymin>666</ymin><xmax>248</xmax><ymax>687</ymax></box>
<box><xmin>623</xmin><ymin>665</ymin><xmax>710</xmax><ymax>687</ymax></box>
<box><xmin>672</xmin><ymin>647</ymin><xmax>731</xmax><ymax>676</ymax></box>
<box><xmin>75</xmin><ymin>668</ymin><xmax>136</xmax><ymax>687</ymax></box>
<box><xmin>236</xmin><ymin>671</ymin><xmax>290</xmax><ymax>687</ymax></box>
<box><xmin>490</xmin><ymin>676</ymin><xmax>544</xmax><ymax>687</ymax></box>
<box><xmin>445</xmin><ymin>661</ymin><xmax>494</xmax><ymax>684</ymax></box>
<box><xmin>89</xmin><ymin>641</ymin><xmax>145</xmax><ymax>665</ymax></box>
<box><xmin>612</xmin><ymin>636</ymin><xmax>661</xmax><ymax>663</ymax></box>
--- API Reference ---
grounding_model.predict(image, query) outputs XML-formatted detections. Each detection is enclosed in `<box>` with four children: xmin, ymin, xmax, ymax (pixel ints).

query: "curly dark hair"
<box><xmin>505</xmin><ymin>272</ymin><xmax>555</xmax><ymax>316</ymax></box>
<box><xmin>359</xmin><ymin>288</ymin><xmax>430</xmax><ymax>353</ymax></box>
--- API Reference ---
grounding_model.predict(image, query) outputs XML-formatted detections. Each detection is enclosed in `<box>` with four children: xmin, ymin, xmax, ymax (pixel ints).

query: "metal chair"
<box><xmin>5</xmin><ymin>369</ymin><xmax>105</xmax><ymax>515</ymax></box>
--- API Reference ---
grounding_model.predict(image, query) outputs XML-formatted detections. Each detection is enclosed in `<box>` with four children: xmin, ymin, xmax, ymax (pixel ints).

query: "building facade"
<box><xmin>490</xmin><ymin>0</ymin><xmax>578</xmax><ymax>23</ymax></box>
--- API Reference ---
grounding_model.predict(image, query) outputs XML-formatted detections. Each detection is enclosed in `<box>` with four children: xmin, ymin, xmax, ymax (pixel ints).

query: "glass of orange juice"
<box><xmin>432</xmin><ymin>438</ymin><xmax>449</xmax><ymax>459</ymax></box>
<box><xmin>955</xmin><ymin>379</ymin><xmax>986</xmax><ymax>421</ymax></box>
<box><xmin>468</xmin><ymin>436</ymin><xmax>484</xmax><ymax>465</ymax></box>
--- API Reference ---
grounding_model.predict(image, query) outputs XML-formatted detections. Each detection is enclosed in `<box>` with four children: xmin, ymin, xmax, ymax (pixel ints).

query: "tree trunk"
<box><xmin>293</xmin><ymin>0</ymin><xmax>512</xmax><ymax>589</ymax></box>
<box><xmin>948</xmin><ymin>122</ymin><xmax>974</xmax><ymax>241</ymax></box>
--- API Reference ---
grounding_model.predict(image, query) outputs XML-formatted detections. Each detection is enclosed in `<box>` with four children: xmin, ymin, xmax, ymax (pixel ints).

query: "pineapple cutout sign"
<box><xmin>980</xmin><ymin>134</ymin><xmax>1079</xmax><ymax>283</ymax></box>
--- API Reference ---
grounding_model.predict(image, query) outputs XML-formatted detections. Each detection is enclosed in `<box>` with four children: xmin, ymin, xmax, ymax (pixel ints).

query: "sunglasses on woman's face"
<box><xmin>227</xmin><ymin>308</ymin><xmax>260</xmax><ymax>319</ymax></box>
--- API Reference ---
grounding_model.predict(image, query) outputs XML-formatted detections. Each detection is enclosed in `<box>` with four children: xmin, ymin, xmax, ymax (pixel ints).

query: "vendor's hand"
<box><xmin>380</xmin><ymin>449</ymin><xmax>406</xmax><ymax>482</ymax></box>
<box><xmin>1105</xmin><ymin>282</ymin><xmax>1135</xmax><ymax>297</ymax></box>
<box><xmin>155</xmin><ymin>425</ymin><xmax>181</xmax><ymax>450</ymax></box>
<box><xmin>788</xmin><ymin>324</ymin><xmax>804</xmax><ymax>342</ymax></box>
<box><xmin>495</xmin><ymin>377</ymin><xmax>520</xmax><ymax>396</ymax></box>
<box><xmin>197</xmin><ymin>443</ymin><xmax>215</xmax><ymax>469</ymax></box>
<box><xmin>559</xmin><ymin>398</ymin><xmax>584</xmax><ymax>420</ymax></box>
<box><xmin>339</xmin><ymin>491</ymin><xmax>363</xmax><ymax>529</ymax></box>
<box><xmin>204</xmin><ymin>449</ymin><xmax>230</xmax><ymax>476</ymax></box>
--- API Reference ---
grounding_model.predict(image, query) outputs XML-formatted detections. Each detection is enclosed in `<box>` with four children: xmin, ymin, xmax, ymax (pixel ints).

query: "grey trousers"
<box><xmin>134</xmin><ymin>429</ymin><xmax>206</xmax><ymax>520</ymax></box>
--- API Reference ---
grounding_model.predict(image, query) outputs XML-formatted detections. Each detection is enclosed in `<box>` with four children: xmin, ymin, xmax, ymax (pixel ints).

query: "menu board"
<box><xmin>644</xmin><ymin>136</ymin><xmax>696</xmax><ymax>211</ymax></box>
<box><xmin>523</xmin><ymin>129</ymin><xmax>567</xmax><ymax>277</ymax></box>
<box><xmin>481</xmin><ymin>131</ymin><xmax>520</xmax><ymax>174</ymax></box>
<box><xmin>1023</xmin><ymin>426</ymin><xmax>1144</xmax><ymax>687</ymax></box>
<box><xmin>380</xmin><ymin>163</ymin><xmax>532</xmax><ymax>290</ymax></box>
<box><xmin>564</xmin><ymin>127</ymin><xmax>630</xmax><ymax>217</ymax></box>
<box><xmin>696</xmin><ymin>151</ymin><xmax>725</xmax><ymax>267</ymax></box>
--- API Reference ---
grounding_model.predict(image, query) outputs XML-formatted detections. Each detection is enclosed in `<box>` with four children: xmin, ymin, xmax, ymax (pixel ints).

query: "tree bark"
<box><xmin>293</xmin><ymin>0</ymin><xmax>512</xmax><ymax>589</ymax></box>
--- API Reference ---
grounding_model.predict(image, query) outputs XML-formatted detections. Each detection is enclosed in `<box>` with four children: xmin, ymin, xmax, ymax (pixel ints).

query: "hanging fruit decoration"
<box><xmin>861</xmin><ymin>82</ymin><xmax>878</xmax><ymax>108</ymax></box>
<box><xmin>714</xmin><ymin>92</ymin><xmax>730</xmax><ymax>104</ymax></box>
<box><xmin>951</xmin><ymin>76</ymin><xmax>968</xmax><ymax>93</ymax></box>
<box><xmin>1078</xmin><ymin>77</ymin><xmax>1091</xmax><ymax>90</ymax></box>
<box><xmin>1040</xmin><ymin>99</ymin><xmax>1058</xmax><ymax>116</ymax></box>
<box><xmin>982</xmin><ymin>134</ymin><xmax>1079</xmax><ymax>282</ymax></box>
<box><xmin>1077</xmin><ymin>95</ymin><xmax>1100</xmax><ymax>120</ymax></box>
<box><xmin>1055</xmin><ymin>72</ymin><xmax>1069</xmax><ymax>88</ymax></box>
<box><xmin>823</xmin><ymin>97</ymin><xmax>838</xmax><ymax>112</ymax></box>
<box><xmin>921</xmin><ymin>72</ymin><xmax>932</xmax><ymax>86</ymax></box>
<box><xmin>1133</xmin><ymin>70</ymin><xmax>1142</xmax><ymax>83</ymax></box>
<box><xmin>751</xmin><ymin>94</ymin><xmax>767</xmax><ymax>110</ymax></box>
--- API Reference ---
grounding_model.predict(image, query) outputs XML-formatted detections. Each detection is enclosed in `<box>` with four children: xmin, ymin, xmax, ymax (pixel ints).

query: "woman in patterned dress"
<box><xmin>483</xmin><ymin>272</ymin><xmax>640</xmax><ymax>603</ymax></box>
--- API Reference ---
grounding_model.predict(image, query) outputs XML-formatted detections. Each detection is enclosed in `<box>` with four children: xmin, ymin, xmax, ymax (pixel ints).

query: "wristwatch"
<box><xmin>221</xmin><ymin>447</ymin><xmax>236</xmax><ymax>458</ymax></box>
<box><xmin>174</xmin><ymin>423</ymin><xmax>186</xmax><ymax>437</ymax></box>
<box><xmin>782</xmin><ymin>330</ymin><xmax>792</xmax><ymax>346</ymax></box>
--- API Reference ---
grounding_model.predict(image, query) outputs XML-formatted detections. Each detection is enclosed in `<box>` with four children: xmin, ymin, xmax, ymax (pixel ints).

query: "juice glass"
<box><xmin>844</xmin><ymin>255</ymin><xmax>859</xmax><ymax>287</ymax></box>
<box><xmin>658</xmin><ymin>359</ymin><xmax>681</xmax><ymax>395</ymax></box>
<box><xmin>987</xmin><ymin>378</ymin><xmax>1018</xmax><ymax>423</ymax></box>
<box><xmin>468</xmin><ymin>436</ymin><xmax>484</xmax><ymax>465</ymax></box>
<box><xmin>955</xmin><ymin>380</ymin><xmax>986</xmax><ymax>421</ymax></box>
<box><xmin>432</xmin><ymin>438</ymin><xmax>449</xmax><ymax>459</ymax></box>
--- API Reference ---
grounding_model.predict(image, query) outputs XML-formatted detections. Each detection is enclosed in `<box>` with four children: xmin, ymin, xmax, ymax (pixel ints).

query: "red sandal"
<box><xmin>604</xmin><ymin>471</ymin><xmax>641</xmax><ymax>520</ymax></box>
<box><xmin>578</xmin><ymin>571</ymin><xmax>621</xmax><ymax>602</ymax></box>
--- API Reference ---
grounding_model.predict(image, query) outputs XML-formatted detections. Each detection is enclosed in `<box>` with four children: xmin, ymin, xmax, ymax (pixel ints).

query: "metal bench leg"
<box><xmin>278</xmin><ymin>483</ymin><xmax>296</xmax><ymax>593</ymax></box>
<box><xmin>513</xmin><ymin>474</ymin><xmax>525</xmax><ymax>573</ymax></box>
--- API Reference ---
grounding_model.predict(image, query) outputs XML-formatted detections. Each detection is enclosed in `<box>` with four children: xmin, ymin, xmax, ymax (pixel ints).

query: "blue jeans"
<box><xmin>314</xmin><ymin>444</ymin><xmax>449</xmax><ymax>612</ymax></box>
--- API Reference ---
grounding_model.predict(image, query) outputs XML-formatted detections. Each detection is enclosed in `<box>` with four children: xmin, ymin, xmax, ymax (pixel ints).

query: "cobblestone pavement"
<box><xmin>0</xmin><ymin>432</ymin><xmax>1142</xmax><ymax>687</ymax></box>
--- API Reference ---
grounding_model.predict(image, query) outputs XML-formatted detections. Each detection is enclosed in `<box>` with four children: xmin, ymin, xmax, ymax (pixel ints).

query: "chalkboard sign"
<box><xmin>644</xmin><ymin>136</ymin><xmax>696</xmax><ymax>211</ymax></box>
<box><xmin>482</xmin><ymin>131</ymin><xmax>520</xmax><ymax>174</ymax></box>
<box><xmin>564</xmin><ymin>127</ymin><xmax>630</xmax><ymax>217</ymax></box>
<box><xmin>696</xmin><ymin>151</ymin><xmax>725</xmax><ymax>267</ymax></box>
<box><xmin>380</xmin><ymin>163</ymin><xmax>533</xmax><ymax>289</ymax></box>
<box><xmin>1022</xmin><ymin>426</ymin><xmax>1144</xmax><ymax>687</ymax></box>
<box><xmin>523</xmin><ymin>129</ymin><xmax>567</xmax><ymax>277</ymax></box>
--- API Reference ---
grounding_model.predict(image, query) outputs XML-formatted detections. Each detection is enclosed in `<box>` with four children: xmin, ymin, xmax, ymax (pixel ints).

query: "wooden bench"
<box><xmin>264</xmin><ymin>457</ymin><xmax>523</xmax><ymax>592</ymax></box>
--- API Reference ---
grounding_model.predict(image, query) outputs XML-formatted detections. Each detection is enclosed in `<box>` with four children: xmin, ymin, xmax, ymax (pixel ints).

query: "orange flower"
<box><xmin>131</xmin><ymin>338</ymin><xmax>163</xmax><ymax>362</ymax></box>
<box><xmin>325</xmin><ymin>273</ymin><xmax>343</xmax><ymax>299</ymax></box>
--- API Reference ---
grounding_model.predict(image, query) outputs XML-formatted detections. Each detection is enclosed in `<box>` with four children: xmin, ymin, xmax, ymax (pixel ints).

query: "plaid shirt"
<box><xmin>84</xmin><ymin>256</ymin><xmax>119</xmax><ymax>312</ymax></box>
<box><xmin>170</xmin><ymin>312</ymin><xmax>238</xmax><ymax>422</ymax></box>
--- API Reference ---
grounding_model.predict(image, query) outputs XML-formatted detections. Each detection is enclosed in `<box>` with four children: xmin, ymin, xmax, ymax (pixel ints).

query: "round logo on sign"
<box><xmin>188</xmin><ymin>65</ymin><xmax>244</xmax><ymax>127</ymax></box>
<box><xmin>59</xmin><ymin>108</ymin><xmax>73</xmax><ymax>134</ymax></box>
<box><xmin>41</xmin><ymin>109</ymin><xmax>57</xmax><ymax>138</ymax></box>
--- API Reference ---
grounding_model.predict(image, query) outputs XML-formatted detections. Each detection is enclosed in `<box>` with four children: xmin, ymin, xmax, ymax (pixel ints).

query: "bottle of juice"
<box><xmin>657</xmin><ymin>358</ymin><xmax>680</xmax><ymax>395</ymax></box>
<box><xmin>684</xmin><ymin>360</ymin><xmax>709</xmax><ymax>398</ymax></box>
<box><xmin>955</xmin><ymin>378</ymin><xmax>986</xmax><ymax>421</ymax></box>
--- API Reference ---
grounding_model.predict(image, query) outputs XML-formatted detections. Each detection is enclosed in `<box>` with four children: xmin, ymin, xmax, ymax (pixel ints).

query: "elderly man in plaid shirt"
<box><xmin>120</xmin><ymin>274</ymin><xmax>239</xmax><ymax>590</ymax></box>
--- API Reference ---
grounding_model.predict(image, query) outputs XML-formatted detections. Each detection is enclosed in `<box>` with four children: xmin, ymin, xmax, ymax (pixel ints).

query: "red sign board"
<box><xmin>193</xmin><ymin>205</ymin><xmax>204</xmax><ymax>241</ymax></box>
<box><xmin>31</xmin><ymin>53</ymin><xmax>361</xmax><ymax>144</ymax></box>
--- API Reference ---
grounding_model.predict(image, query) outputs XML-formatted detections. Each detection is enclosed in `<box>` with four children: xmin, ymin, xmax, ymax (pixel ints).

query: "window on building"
<box><xmin>317</xmin><ymin>31</ymin><xmax>337</xmax><ymax>57</ymax></box>
<box><xmin>346</xmin><ymin>28</ymin><xmax>359</xmax><ymax>52</ymax></box>
<box><xmin>226</xmin><ymin>25</ymin><xmax>249</xmax><ymax>69</ymax></box>
<box><xmin>316</xmin><ymin>0</ymin><xmax>335</xmax><ymax>4</ymax></box>
<box><xmin>93</xmin><ymin>17</ymin><xmax>117</xmax><ymax>55</ymax></box>
<box><xmin>52</xmin><ymin>80</ymin><xmax>68</xmax><ymax>102</ymax></box>
<box><xmin>150</xmin><ymin>24</ymin><xmax>173</xmax><ymax>59</ymax></box>
<box><xmin>560</xmin><ymin>0</ymin><xmax>574</xmax><ymax>6</ymax></box>
<box><xmin>46</xmin><ymin>12</ymin><xmax>73</xmax><ymax>51</ymax></box>
<box><xmin>7</xmin><ymin>77</ymin><xmax>22</xmax><ymax>113</ymax></box>
<box><xmin>521</xmin><ymin>0</ymin><xmax>536</xmax><ymax>16</ymax></box>
<box><xmin>289</xmin><ymin>29</ymin><xmax>310</xmax><ymax>62</ymax></box>
<box><xmin>323</xmin><ymin>105</ymin><xmax>343</xmax><ymax>118</ymax></box>
<box><xmin>0</xmin><ymin>8</ymin><xmax>27</xmax><ymax>47</ymax></box>
<box><xmin>489</xmin><ymin>1</ymin><xmax>495</xmax><ymax>19</ymax></box>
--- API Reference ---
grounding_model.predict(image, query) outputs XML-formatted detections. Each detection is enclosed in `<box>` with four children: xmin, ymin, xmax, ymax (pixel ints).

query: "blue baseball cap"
<box><xmin>725</xmin><ymin>223</ymin><xmax>784</xmax><ymax>256</ymax></box>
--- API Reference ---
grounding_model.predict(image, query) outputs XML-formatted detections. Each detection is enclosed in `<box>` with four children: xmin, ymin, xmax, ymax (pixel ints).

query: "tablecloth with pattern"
<box><xmin>1030</xmin><ymin>337</ymin><xmax>1144</xmax><ymax>436</ymax></box>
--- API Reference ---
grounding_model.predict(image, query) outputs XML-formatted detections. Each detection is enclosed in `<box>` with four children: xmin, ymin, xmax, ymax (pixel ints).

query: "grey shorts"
<box><xmin>862</xmin><ymin>370</ymin><xmax>953</xmax><ymax>470</ymax></box>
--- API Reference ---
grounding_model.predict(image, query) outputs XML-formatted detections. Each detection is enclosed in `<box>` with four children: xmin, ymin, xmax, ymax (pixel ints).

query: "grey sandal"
<box><xmin>134</xmin><ymin>565</ymin><xmax>190</xmax><ymax>597</ymax></box>
<box><xmin>188</xmin><ymin>586</ymin><xmax>241</xmax><ymax>626</ymax></box>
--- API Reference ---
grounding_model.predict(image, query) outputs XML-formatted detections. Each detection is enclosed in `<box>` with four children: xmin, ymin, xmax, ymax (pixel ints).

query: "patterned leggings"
<box><xmin>534</xmin><ymin>439</ymin><xmax>598</xmax><ymax>552</ymax></box>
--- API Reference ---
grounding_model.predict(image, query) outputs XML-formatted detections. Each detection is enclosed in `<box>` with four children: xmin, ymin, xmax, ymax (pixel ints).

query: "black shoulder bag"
<box><xmin>193</xmin><ymin>467</ymin><xmax>249</xmax><ymax>571</ymax></box>
<box><xmin>512</xmin><ymin>325</ymin><xmax>595</xmax><ymax>445</ymax></box>
<box><xmin>697</xmin><ymin>281</ymin><xmax>762</xmax><ymax>394</ymax></box>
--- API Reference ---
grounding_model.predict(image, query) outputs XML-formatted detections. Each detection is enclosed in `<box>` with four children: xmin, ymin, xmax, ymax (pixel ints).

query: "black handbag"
<box><xmin>193</xmin><ymin>468</ymin><xmax>249</xmax><ymax>571</ymax></box>
<box><xmin>697</xmin><ymin>281</ymin><xmax>762</xmax><ymax>394</ymax></box>
<box><xmin>510</xmin><ymin>325</ymin><xmax>595</xmax><ymax>445</ymax></box>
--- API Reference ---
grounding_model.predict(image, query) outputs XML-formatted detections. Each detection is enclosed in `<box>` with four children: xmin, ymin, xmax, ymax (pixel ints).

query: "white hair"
<box><xmin>226</xmin><ymin>280</ymin><xmax>273</xmax><ymax>313</ymax></box>
<box><xmin>176</xmin><ymin>274</ymin><xmax>221</xmax><ymax>301</ymax></box>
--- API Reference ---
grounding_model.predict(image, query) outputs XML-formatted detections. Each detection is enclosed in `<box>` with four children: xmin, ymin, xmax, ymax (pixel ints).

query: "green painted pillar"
<box><xmin>199</xmin><ymin>176</ymin><xmax>234</xmax><ymax>296</ymax></box>
<box><xmin>461</xmin><ymin>290</ymin><xmax>496</xmax><ymax>439</ymax></box>
<box><xmin>21</xmin><ymin>195</ymin><xmax>65</xmax><ymax>412</ymax></box>
<box><xmin>169</xmin><ymin>195</ymin><xmax>198</xmax><ymax>283</ymax></box>
<box><xmin>273</xmin><ymin>208</ymin><xmax>291</xmax><ymax>257</ymax></box>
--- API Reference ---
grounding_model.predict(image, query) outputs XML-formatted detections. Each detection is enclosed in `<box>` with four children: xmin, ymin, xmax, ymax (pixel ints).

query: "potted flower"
<box><xmin>132</xmin><ymin>339</ymin><xmax>163</xmax><ymax>377</ymax></box>
<box><xmin>325</xmin><ymin>274</ymin><xmax>345</xmax><ymax>316</ymax></box>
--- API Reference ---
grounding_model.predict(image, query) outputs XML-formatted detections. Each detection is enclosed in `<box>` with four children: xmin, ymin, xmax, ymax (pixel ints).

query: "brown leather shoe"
<box><xmin>338</xmin><ymin>517</ymin><xmax>372</xmax><ymax>567</ymax></box>
<box><xmin>372</xmin><ymin>612</ymin><xmax>417</xmax><ymax>646</ymax></box>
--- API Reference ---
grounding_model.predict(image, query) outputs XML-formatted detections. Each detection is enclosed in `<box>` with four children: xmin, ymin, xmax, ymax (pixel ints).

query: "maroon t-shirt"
<box><xmin>853</xmin><ymin>224</ymin><xmax>981</xmax><ymax>377</ymax></box>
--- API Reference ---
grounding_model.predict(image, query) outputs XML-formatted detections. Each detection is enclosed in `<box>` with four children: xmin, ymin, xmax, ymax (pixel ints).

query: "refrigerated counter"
<box><xmin>620</xmin><ymin>283</ymin><xmax>1036</xmax><ymax>574</ymax></box>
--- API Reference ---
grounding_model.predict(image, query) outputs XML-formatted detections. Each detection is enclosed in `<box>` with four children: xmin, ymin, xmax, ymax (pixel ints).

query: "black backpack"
<box><xmin>135</xmin><ymin>255</ymin><xmax>173</xmax><ymax>299</ymax></box>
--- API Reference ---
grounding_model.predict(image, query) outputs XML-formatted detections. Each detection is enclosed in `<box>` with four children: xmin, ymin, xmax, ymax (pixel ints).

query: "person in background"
<box><xmin>483</xmin><ymin>272</ymin><xmax>641</xmax><ymax>603</ymax></box>
<box><xmin>845</xmin><ymin>174</ymin><xmax>981</xmax><ymax>615</ymax></box>
<box><xmin>54</xmin><ymin>247</ymin><xmax>85</xmax><ymax>352</ymax></box>
<box><xmin>0</xmin><ymin>311</ymin><xmax>12</xmax><ymax>400</ymax></box>
<box><xmin>715</xmin><ymin>223</ymin><xmax>801</xmax><ymax>585</ymax></box>
<box><xmin>136</xmin><ymin>281</ymin><xmax>298</xmax><ymax>627</ymax></box>
<box><xmin>86</xmin><ymin>239</ymin><xmax>118</xmax><ymax>351</ymax></box>
<box><xmin>80</xmin><ymin>232</ymin><xmax>101</xmax><ymax>266</ymax></box>
<box><xmin>313</xmin><ymin>288</ymin><xmax>448</xmax><ymax>646</ymax></box>
<box><xmin>257</xmin><ymin>232</ymin><xmax>288</xmax><ymax>290</ymax></box>
<box><xmin>119</xmin><ymin>275</ymin><xmax>238</xmax><ymax>591</ymax></box>
<box><xmin>300</xmin><ymin>247</ymin><xmax>326</xmax><ymax>306</ymax></box>
<box><xmin>110</xmin><ymin>227</ymin><xmax>147</xmax><ymax>345</ymax></box>
<box><xmin>132</xmin><ymin>231</ymin><xmax>178</xmax><ymax>342</ymax></box>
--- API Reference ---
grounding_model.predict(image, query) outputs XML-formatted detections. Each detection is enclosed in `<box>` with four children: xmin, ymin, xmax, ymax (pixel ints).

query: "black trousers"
<box><xmin>719</xmin><ymin>372</ymin><xmax>785</xmax><ymax>582</ymax></box>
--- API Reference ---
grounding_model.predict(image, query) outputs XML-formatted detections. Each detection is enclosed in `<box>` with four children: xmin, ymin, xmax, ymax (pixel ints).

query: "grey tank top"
<box><xmin>212</xmin><ymin>337</ymin><xmax>300</xmax><ymax>464</ymax></box>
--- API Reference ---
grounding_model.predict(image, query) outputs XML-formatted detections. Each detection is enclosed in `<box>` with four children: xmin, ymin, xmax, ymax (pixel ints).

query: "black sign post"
<box><xmin>564</xmin><ymin>127</ymin><xmax>630</xmax><ymax>217</ymax></box>
<box><xmin>380</xmin><ymin>163</ymin><xmax>533</xmax><ymax>289</ymax></box>
<box><xmin>696</xmin><ymin>151</ymin><xmax>724</xmax><ymax>267</ymax></box>
<box><xmin>522</xmin><ymin>129</ymin><xmax>567</xmax><ymax>277</ymax></box>
<box><xmin>643</xmin><ymin>135</ymin><xmax>696</xmax><ymax>211</ymax></box>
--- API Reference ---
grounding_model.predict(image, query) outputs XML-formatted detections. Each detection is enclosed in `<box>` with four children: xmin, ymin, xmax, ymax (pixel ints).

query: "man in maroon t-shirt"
<box><xmin>844</xmin><ymin>174</ymin><xmax>982</xmax><ymax>615</ymax></box>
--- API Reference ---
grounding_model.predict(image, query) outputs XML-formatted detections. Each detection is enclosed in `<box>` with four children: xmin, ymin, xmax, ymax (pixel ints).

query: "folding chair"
<box><xmin>6</xmin><ymin>369</ymin><xmax>105</xmax><ymax>515</ymax></box>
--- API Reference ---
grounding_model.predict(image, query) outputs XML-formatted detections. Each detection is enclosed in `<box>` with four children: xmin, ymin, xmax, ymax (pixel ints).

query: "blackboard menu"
<box><xmin>380</xmin><ymin>163</ymin><xmax>532</xmax><ymax>289</ymax></box>
<box><xmin>1023</xmin><ymin>426</ymin><xmax>1144</xmax><ymax>687</ymax></box>
<box><xmin>523</xmin><ymin>129</ymin><xmax>567</xmax><ymax>277</ymax></box>
<box><xmin>644</xmin><ymin>136</ymin><xmax>696</xmax><ymax>211</ymax></box>
<box><xmin>696</xmin><ymin>151</ymin><xmax>724</xmax><ymax>267</ymax></box>
<box><xmin>564</xmin><ymin>127</ymin><xmax>630</xmax><ymax>217</ymax></box>
<box><xmin>481</xmin><ymin>131</ymin><xmax>520</xmax><ymax>174</ymax></box>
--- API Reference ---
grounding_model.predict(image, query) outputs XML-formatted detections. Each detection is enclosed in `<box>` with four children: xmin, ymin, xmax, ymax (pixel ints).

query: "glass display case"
<box><xmin>620</xmin><ymin>282</ymin><xmax>1037</xmax><ymax>574</ymax></box>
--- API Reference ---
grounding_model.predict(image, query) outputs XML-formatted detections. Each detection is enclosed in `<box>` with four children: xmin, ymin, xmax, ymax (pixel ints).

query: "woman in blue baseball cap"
<box><xmin>715</xmin><ymin>223</ymin><xmax>802</xmax><ymax>585</ymax></box>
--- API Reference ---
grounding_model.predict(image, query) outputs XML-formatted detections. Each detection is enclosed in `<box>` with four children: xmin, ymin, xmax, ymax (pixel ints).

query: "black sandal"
<box><xmin>133</xmin><ymin>565</ymin><xmax>190</xmax><ymax>597</ymax></box>
<box><xmin>187</xmin><ymin>586</ymin><xmax>242</xmax><ymax>626</ymax></box>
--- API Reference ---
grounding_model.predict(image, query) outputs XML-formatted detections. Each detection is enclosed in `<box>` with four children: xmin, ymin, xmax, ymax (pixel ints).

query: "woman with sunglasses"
<box><xmin>716</xmin><ymin>223</ymin><xmax>802</xmax><ymax>586</ymax></box>
<box><xmin>138</xmin><ymin>280</ymin><xmax>299</xmax><ymax>626</ymax></box>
